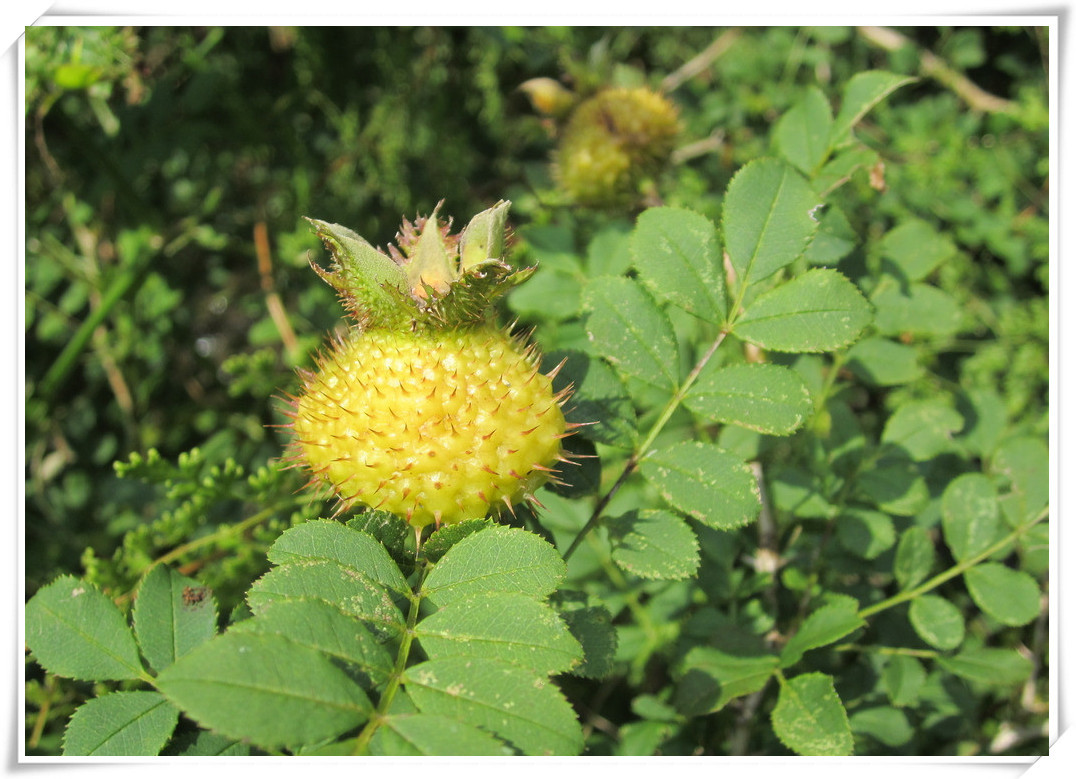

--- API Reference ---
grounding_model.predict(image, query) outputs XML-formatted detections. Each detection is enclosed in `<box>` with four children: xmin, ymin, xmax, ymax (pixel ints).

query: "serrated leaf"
<box><xmin>404</xmin><ymin>657</ymin><xmax>583</xmax><ymax>756</ymax></box>
<box><xmin>893</xmin><ymin>525</ymin><xmax>936</xmax><ymax>590</ymax></box>
<box><xmin>849</xmin><ymin>706</ymin><xmax>913</xmax><ymax>747</ymax></box>
<box><xmin>733</xmin><ymin>269</ymin><xmax>872</xmax><ymax>353</ymax></box>
<box><xmin>583</xmin><ymin>276</ymin><xmax>679</xmax><ymax>393</ymax></box>
<box><xmin>247</xmin><ymin>560</ymin><xmax>406</xmax><ymax>640</ymax></box>
<box><xmin>631</xmin><ymin>206</ymin><xmax>726</xmax><ymax>323</ymax></box>
<box><xmin>882</xmin><ymin>400</ymin><xmax>964</xmax><ymax>461</ymax></box>
<box><xmin>346</xmin><ymin>510</ymin><xmax>413</xmax><ymax>568</ymax></box>
<box><xmin>771</xmin><ymin>673</ymin><xmax>854</xmax><ymax>756</ymax></box>
<box><xmin>836</xmin><ymin>508</ymin><xmax>896</xmax><ymax>560</ymax></box>
<box><xmin>908</xmin><ymin>594</ymin><xmax>965</xmax><ymax>650</ymax></box>
<box><xmin>421</xmin><ymin>525</ymin><xmax>565</xmax><ymax>607</ymax></box>
<box><xmin>942</xmin><ymin>473</ymin><xmax>1001</xmax><ymax>562</ymax></box>
<box><xmin>774</xmin><ymin>85</ymin><xmax>834</xmax><ymax>175</ymax></box>
<box><xmin>370</xmin><ymin>713</ymin><xmax>512</xmax><ymax>756</ymax></box>
<box><xmin>780</xmin><ymin>596</ymin><xmax>865</xmax><ymax>667</ymax></box>
<box><xmin>268</xmin><ymin>519</ymin><xmax>410</xmax><ymax>595</ymax></box>
<box><xmin>804</xmin><ymin>204</ymin><xmax>858</xmax><ymax>264</ymax></box>
<box><xmin>231</xmin><ymin>598</ymin><xmax>395</xmax><ymax>685</ymax></box>
<box><xmin>878</xmin><ymin>219</ymin><xmax>957</xmax><ymax>282</ymax></box>
<box><xmin>63</xmin><ymin>692</ymin><xmax>179</xmax><ymax>756</ymax></box>
<box><xmin>423</xmin><ymin>518</ymin><xmax>496</xmax><ymax>563</ymax></box>
<box><xmin>723</xmin><ymin>158</ymin><xmax>822</xmax><ymax>287</ymax></box>
<box><xmin>25</xmin><ymin>576</ymin><xmax>144</xmax><ymax>682</ymax></box>
<box><xmin>845</xmin><ymin>337</ymin><xmax>923</xmax><ymax>386</ymax></box>
<box><xmin>936</xmin><ymin>647</ymin><xmax>1033</xmax><ymax>687</ymax></box>
<box><xmin>552</xmin><ymin>592</ymin><xmax>618</xmax><ymax>679</ymax></box>
<box><xmin>686</xmin><ymin>362</ymin><xmax>813</xmax><ymax>435</ymax></box>
<box><xmin>156</xmin><ymin>631</ymin><xmax>372</xmax><ymax>750</ymax></box>
<box><xmin>674</xmin><ymin>645</ymin><xmax>778</xmax><ymax>715</ymax></box>
<box><xmin>416</xmin><ymin>592</ymin><xmax>582</xmax><ymax>675</ymax></box>
<box><xmin>872</xmin><ymin>282</ymin><xmax>964</xmax><ymax>337</ymax></box>
<box><xmin>883</xmin><ymin>655</ymin><xmax>927</xmax><ymax>708</ymax></box>
<box><xmin>830</xmin><ymin>70</ymin><xmax>916</xmax><ymax>145</ymax></box>
<box><xmin>964</xmin><ymin>563</ymin><xmax>1041</xmax><ymax>626</ymax></box>
<box><xmin>640</xmin><ymin>441</ymin><xmax>760</xmax><ymax>530</ymax></box>
<box><xmin>133</xmin><ymin>565</ymin><xmax>217</xmax><ymax>674</ymax></box>
<box><xmin>545</xmin><ymin>349</ymin><xmax>637</xmax><ymax>448</ymax></box>
<box><xmin>607</xmin><ymin>509</ymin><xmax>700</xmax><ymax>580</ymax></box>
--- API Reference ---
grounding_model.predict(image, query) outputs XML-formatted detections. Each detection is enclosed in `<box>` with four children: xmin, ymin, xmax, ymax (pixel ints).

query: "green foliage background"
<box><xmin>25</xmin><ymin>25</ymin><xmax>1049</xmax><ymax>757</ymax></box>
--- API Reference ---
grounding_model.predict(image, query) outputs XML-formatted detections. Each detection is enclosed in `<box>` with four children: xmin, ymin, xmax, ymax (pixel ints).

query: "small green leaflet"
<box><xmin>552</xmin><ymin>592</ymin><xmax>618</xmax><ymax>680</ymax></box>
<box><xmin>685</xmin><ymin>362</ymin><xmax>813</xmax><ymax>435</ymax></box>
<box><xmin>25</xmin><ymin>576</ymin><xmax>144</xmax><ymax>682</ymax></box>
<box><xmin>893</xmin><ymin>526</ymin><xmax>936</xmax><ymax>590</ymax></box>
<box><xmin>631</xmin><ymin>206</ymin><xmax>726</xmax><ymax>324</ymax></box>
<box><xmin>674</xmin><ymin>645</ymin><xmax>778</xmax><ymax>715</ymax></box>
<box><xmin>883</xmin><ymin>655</ymin><xmax>927</xmax><ymax>708</ymax></box>
<box><xmin>936</xmin><ymin>647</ymin><xmax>1034</xmax><ymax>687</ymax></box>
<box><xmin>156</xmin><ymin>632</ymin><xmax>372</xmax><ymax>750</ymax></box>
<box><xmin>583</xmin><ymin>276</ymin><xmax>679</xmax><ymax>394</ymax></box>
<box><xmin>849</xmin><ymin>706</ymin><xmax>914</xmax><ymax>748</ymax></box>
<box><xmin>830</xmin><ymin>70</ymin><xmax>917</xmax><ymax>146</ymax></box>
<box><xmin>63</xmin><ymin>692</ymin><xmax>179</xmax><ymax>756</ymax></box>
<box><xmin>878</xmin><ymin>218</ymin><xmax>957</xmax><ymax>282</ymax></box>
<box><xmin>942</xmin><ymin>473</ymin><xmax>1002</xmax><ymax>562</ymax></box>
<box><xmin>404</xmin><ymin>656</ymin><xmax>583</xmax><ymax>756</ymax></box>
<box><xmin>733</xmin><ymin>268</ymin><xmax>872</xmax><ymax>353</ymax></box>
<box><xmin>964</xmin><ymin>562</ymin><xmax>1041</xmax><ymax>626</ymax></box>
<box><xmin>132</xmin><ymin>565</ymin><xmax>217</xmax><ymax>674</ymax></box>
<box><xmin>908</xmin><ymin>594</ymin><xmax>965</xmax><ymax>651</ymax></box>
<box><xmin>881</xmin><ymin>400</ymin><xmax>964</xmax><ymax>461</ymax></box>
<box><xmin>723</xmin><ymin>158</ymin><xmax>821</xmax><ymax>288</ymax></box>
<box><xmin>780</xmin><ymin>596</ymin><xmax>865</xmax><ymax>668</ymax></box>
<box><xmin>771</xmin><ymin>673</ymin><xmax>854</xmax><ymax>756</ymax></box>
<box><xmin>846</xmin><ymin>336</ymin><xmax>923</xmax><ymax>386</ymax></box>
<box><xmin>774</xmin><ymin>85</ymin><xmax>834</xmax><ymax>175</ymax></box>
<box><xmin>369</xmin><ymin>714</ymin><xmax>512</xmax><ymax>756</ymax></box>
<box><xmin>545</xmin><ymin>349</ymin><xmax>637</xmax><ymax>448</ymax></box>
<box><xmin>872</xmin><ymin>282</ymin><xmax>964</xmax><ymax>337</ymax></box>
<box><xmin>607</xmin><ymin>509</ymin><xmax>700</xmax><ymax>580</ymax></box>
<box><xmin>836</xmin><ymin>508</ymin><xmax>896</xmax><ymax>560</ymax></box>
<box><xmin>640</xmin><ymin>441</ymin><xmax>760</xmax><ymax>530</ymax></box>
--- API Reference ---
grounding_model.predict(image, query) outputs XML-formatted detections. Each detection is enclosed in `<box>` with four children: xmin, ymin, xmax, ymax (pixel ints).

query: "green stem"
<box><xmin>562</xmin><ymin>328</ymin><xmax>730</xmax><ymax>561</ymax></box>
<box><xmin>351</xmin><ymin>560</ymin><xmax>430</xmax><ymax>756</ymax></box>
<box><xmin>858</xmin><ymin>506</ymin><xmax>1048</xmax><ymax>620</ymax></box>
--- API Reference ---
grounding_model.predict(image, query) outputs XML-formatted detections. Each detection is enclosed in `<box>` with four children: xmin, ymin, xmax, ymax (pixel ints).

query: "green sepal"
<box><xmin>459</xmin><ymin>200</ymin><xmax>511</xmax><ymax>271</ymax></box>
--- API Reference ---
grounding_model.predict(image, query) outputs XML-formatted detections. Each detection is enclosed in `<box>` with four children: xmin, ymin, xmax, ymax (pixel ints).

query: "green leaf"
<box><xmin>25</xmin><ymin>576</ymin><xmax>144</xmax><ymax>682</ymax></box>
<box><xmin>422</xmin><ymin>518</ymin><xmax>495</xmax><ymax>563</ymax></box>
<box><xmin>908</xmin><ymin>594</ymin><xmax>965</xmax><ymax>650</ymax></box>
<box><xmin>640</xmin><ymin>441</ymin><xmax>760</xmax><ymax>530</ymax></box>
<box><xmin>836</xmin><ymin>508</ymin><xmax>896</xmax><ymax>560</ymax></box>
<box><xmin>774</xmin><ymin>85</ymin><xmax>834</xmax><ymax>175</ymax></box>
<box><xmin>804</xmin><ymin>204</ymin><xmax>858</xmax><ymax>264</ymax></box>
<box><xmin>964</xmin><ymin>563</ymin><xmax>1041</xmax><ymax>626</ymax></box>
<box><xmin>347</xmin><ymin>510</ymin><xmax>414</xmax><ymax>569</ymax></box>
<box><xmin>545</xmin><ymin>349</ymin><xmax>637</xmax><ymax>448</ymax></box>
<box><xmin>857</xmin><ymin>457</ymin><xmax>930</xmax><ymax>516</ymax></box>
<box><xmin>404</xmin><ymin>657</ymin><xmax>583</xmax><ymax>756</ymax></box>
<box><xmin>247</xmin><ymin>560</ymin><xmax>406</xmax><ymax>641</ymax></box>
<box><xmin>132</xmin><ymin>565</ymin><xmax>217</xmax><ymax>674</ymax></box>
<box><xmin>231</xmin><ymin>598</ymin><xmax>395</xmax><ymax>685</ymax></box>
<box><xmin>508</xmin><ymin>265</ymin><xmax>582</xmax><ymax>322</ymax></box>
<box><xmin>813</xmin><ymin>145</ymin><xmax>879</xmax><ymax>196</ymax></box>
<box><xmin>882</xmin><ymin>400</ymin><xmax>964</xmax><ymax>461</ymax></box>
<box><xmin>268</xmin><ymin>519</ymin><xmax>410</xmax><ymax>595</ymax></box>
<box><xmin>770</xmin><ymin>465</ymin><xmax>838</xmax><ymax>519</ymax></box>
<box><xmin>936</xmin><ymin>647</ymin><xmax>1033</xmax><ymax>687</ymax></box>
<box><xmin>733</xmin><ymin>269</ymin><xmax>872</xmax><ymax>353</ymax></box>
<box><xmin>830</xmin><ymin>70</ymin><xmax>916</xmax><ymax>145</ymax></box>
<box><xmin>415</xmin><ymin>592</ymin><xmax>583</xmax><ymax>675</ymax></box>
<box><xmin>582</xmin><ymin>276</ymin><xmax>679</xmax><ymax>393</ymax></box>
<box><xmin>674</xmin><ymin>645</ymin><xmax>778</xmax><ymax>715</ymax></box>
<box><xmin>991</xmin><ymin>436</ymin><xmax>1049</xmax><ymax>526</ymax></box>
<box><xmin>686</xmin><ymin>362</ymin><xmax>813</xmax><ymax>435</ymax></box>
<box><xmin>607</xmin><ymin>509</ymin><xmax>700</xmax><ymax>580</ymax></box>
<box><xmin>849</xmin><ymin>706</ymin><xmax>914</xmax><ymax>747</ymax></box>
<box><xmin>942</xmin><ymin>473</ymin><xmax>1001</xmax><ymax>562</ymax></box>
<box><xmin>63</xmin><ymin>692</ymin><xmax>179</xmax><ymax>756</ymax></box>
<box><xmin>723</xmin><ymin>158</ymin><xmax>822</xmax><ymax>287</ymax></box>
<box><xmin>878</xmin><ymin>218</ymin><xmax>957</xmax><ymax>282</ymax></box>
<box><xmin>872</xmin><ymin>282</ymin><xmax>964</xmax><ymax>337</ymax></box>
<box><xmin>369</xmin><ymin>713</ymin><xmax>512</xmax><ymax>756</ymax></box>
<box><xmin>552</xmin><ymin>592</ymin><xmax>618</xmax><ymax>679</ymax></box>
<box><xmin>172</xmin><ymin>730</ymin><xmax>249</xmax><ymax>756</ymax></box>
<box><xmin>156</xmin><ymin>631</ymin><xmax>372</xmax><ymax>750</ymax></box>
<box><xmin>780</xmin><ymin>596</ymin><xmax>865</xmax><ymax>667</ymax></box>
<box><xmin>771</xmin><ymin>673</ymin><xmax>854</xmax><ymax>756</ymax></box>
<box><xmin>421</xmin><ymin>525</ymin><xmax>565</xmax><ymax>607</ymax></box>
<box><xmin>893</xmin><ymin>525</ymin><xmax>936</xmax><ymax>590</ymax></box>
<box><xmin>883</xmin><ymin>655</ymin><xmax>927</xmax><ymax>708</ymax></box>
<box><xmin>631</xmin><ymin>206</ymin><xmax>726</xmax><ymax>323</ymax></box>
<box><xmin>586</xmin><ymin>220</ymin><xmax>634</xmax><ymax>277</ymax></box>
<box><xmin>845</xmin><ymin>337</ymin><xmax>923</xmax><ymax>386</ymax></box>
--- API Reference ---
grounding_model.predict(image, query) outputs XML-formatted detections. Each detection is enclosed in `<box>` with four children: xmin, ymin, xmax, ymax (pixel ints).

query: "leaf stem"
<box><xmin>562</xmin><ymin>328</ymin><xmax>729</xmax><ymax>561</ymax></box>
<box><xmin>857</xmin><ymin>506</ymin><xmax>1048</xmax><ymax>620</ymax></box>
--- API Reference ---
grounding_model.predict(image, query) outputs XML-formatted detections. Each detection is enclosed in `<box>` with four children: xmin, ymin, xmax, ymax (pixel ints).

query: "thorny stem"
<box><xmin>562</xmin><ymin>328</ymin><xmax>730</xmax><ymax>561</ymax></box>
<box><xmin>351</xmin><ymin>559</ymin><xmax>430</xmax><ymax>756</ymax></box>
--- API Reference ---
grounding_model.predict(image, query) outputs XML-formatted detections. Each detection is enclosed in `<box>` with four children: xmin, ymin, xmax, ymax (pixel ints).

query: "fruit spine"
<box><xmin>282</xmin><ymin>201</ymin><xmax>578</xmax><ymax>531</ymax></box>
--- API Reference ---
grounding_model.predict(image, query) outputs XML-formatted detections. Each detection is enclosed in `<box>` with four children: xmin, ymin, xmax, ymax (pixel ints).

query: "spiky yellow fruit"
<box><xmin>285</xmin><ymin>201</ymin><xmax>575</xmax><ymax>530</ymax></box>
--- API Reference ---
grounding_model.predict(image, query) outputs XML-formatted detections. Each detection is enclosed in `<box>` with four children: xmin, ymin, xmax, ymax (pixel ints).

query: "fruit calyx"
<box><xmin>304</xmin><ymin>200</ymin><xmax>534</xmax><ymax>331</ymax></box>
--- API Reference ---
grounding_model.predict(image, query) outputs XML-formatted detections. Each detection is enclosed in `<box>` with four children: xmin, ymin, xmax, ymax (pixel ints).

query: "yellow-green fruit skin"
<box><xmin>293</xmin><ymin>326</ymin><xmax>565</xmax><ymax>528</ymax></box>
